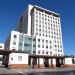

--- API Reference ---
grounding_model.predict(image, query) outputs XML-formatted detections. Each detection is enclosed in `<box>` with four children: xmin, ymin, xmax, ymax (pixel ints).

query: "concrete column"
<box><xmin>37</xmin><ymin>58</ymin><xmax>40</xmax><ymax>68</ymax></box>
<box><xmin>39</xmin><ymin>58</ymin><xmax>44</xmax><ymax>68</ymax></box>
<box><xmin>49</xmin><ymin>59</ymin><xmax>52</xmax><ymax>68</ymax></box>
<box><xmin>31</xmin><ymin>58</ymin><xmax>33</xmax><ymax>66</ymax></box>
<box><xmin>53</xmin><ymin>58</ymin><xmax>56</xmax><ymax>68</ymax></box>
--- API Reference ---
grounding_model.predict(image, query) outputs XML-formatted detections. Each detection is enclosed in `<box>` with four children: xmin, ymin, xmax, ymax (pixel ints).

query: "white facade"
<box><xmin>64</xmin><ymin>57</ymin><xmax>73</xmax><ymax>65</ymax></box>
<box><xmin>5</xmin><ymin>31</ymin><xmax>36</xmax><ymax>53</ymax></box>
<box><xmin>5</xmin><ymin>31</ymin><xmax>20</xmax><ymax>50</ymax></box>
<box><xmin>36</xmin><ymin>35</ymin><xmax>53</xmax><ymax>55</ymax></box>
<box><xmin>16</xmin><ymin>4</ymin><xmax>64</xmax><ymax>56</ymax></box>
<box><xmin>9</xmin><ymin>53</ymin><xmax>28</xmax><ymax>65</ymax></box>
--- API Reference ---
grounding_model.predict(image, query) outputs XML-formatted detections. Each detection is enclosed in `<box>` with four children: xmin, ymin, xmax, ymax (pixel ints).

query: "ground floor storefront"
<box><xmin>28</xmin><ymin>55</ymin><xmax>64</xmax><ymax>68</ymax></box>
<box><xmin>7</xmin><ymin>53</ymin><xmax>75</xmax><ymax>69</ymax></box>
<box><xmin>0</xmin><ymin>50</ymin><xmax>75</xmax><ymax>69</ymax></box>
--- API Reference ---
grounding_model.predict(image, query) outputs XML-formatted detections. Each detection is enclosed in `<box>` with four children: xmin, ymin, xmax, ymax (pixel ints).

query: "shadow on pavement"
<box><xmin>0</xmin><ymin>73</ymin><xmax>23</xmax><ymax>75</ymax></box>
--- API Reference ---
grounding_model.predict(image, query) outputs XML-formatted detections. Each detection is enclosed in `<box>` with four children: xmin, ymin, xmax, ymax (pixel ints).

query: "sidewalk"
<box><xmin>11</xmin><ymin>68</ymin><xmax>75</xmax><ymax>74</ymax></box>
<box><xmin>0</xmin><ymin>68</ymin><xmax>18</xmax><ymax>74</ymax></box>
<box><xmin>0</xmin><ymin>67</ymin><xmax>75</xmax><ymax>74</ymax></box>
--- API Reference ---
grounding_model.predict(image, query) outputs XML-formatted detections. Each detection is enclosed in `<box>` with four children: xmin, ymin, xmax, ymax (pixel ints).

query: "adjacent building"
<box><xmin>0</xmin><ymin>43</ymin><xmax>4</xmax><ymax>64</ymax></box>
<box><xmin>5</xmin><ymin>31</ymin><xmax>36</xmax><ymax>53</ymax></box>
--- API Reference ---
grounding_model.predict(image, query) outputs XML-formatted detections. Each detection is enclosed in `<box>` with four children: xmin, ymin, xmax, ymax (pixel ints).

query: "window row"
<box><xmin>36</xmin><ymin>33</ymin><xmax>62</xmax><ymax>39</ymax></box>
<box><xmin>36</xmin><ymin>26</ymin><xmax>61</xmax><ymax>32</ymax></box>
<box><xmin>36</xmin><ymin>33</ymin><xmax>61</xmax><ymax>39</ymax></box>
<box><xmin>36</xmin><ymin>19</ymin><xmax>59</xmax><ymax>25</ymax></box>
<box><xmin>36</xmin><ymin>29</ymin><xmax>61</xmax><ymax>34</ymax></box>
<box><xmin>54</xmin><ymin>49</ymin><xmax>62</xmax><ymax>52</ymax></box>
<box><xmin>38</xmin><ymin>45</ymin><xmax>52</xmax><ymax>49</ymax></box>
<box><xmin>55</xmin><ymin>45</ymin><xmax>62</xmax><ymax>48</ymax></box>
<box><xmin>13</xmin><ymin>42</ymin><xmax>36</xmax><ymax>47</ymax></box>
<box><xmin>38</xmin><ymin>50</ymin><xmax>52</xmax><ymax>55</ymax></box>
<box><xmin>36</xmin><ymin>24</ymin><xmax>60</xmax><ymax>28</ymax></box>
<box><xmin>36</xmin><ymin>11</ymin><xmax>59</xmax><ymax>21</ymax></box>
<box><xmin>38</xmin><ymin>39</ymin><xmax>52</xmax><ymax>43</ymax></box>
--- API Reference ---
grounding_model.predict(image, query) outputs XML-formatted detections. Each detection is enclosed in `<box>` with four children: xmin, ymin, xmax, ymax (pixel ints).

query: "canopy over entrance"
<box><xmin>0</xmin><ymin>49</ymin><xmax>28</xmax><ymax>55</ymax></box>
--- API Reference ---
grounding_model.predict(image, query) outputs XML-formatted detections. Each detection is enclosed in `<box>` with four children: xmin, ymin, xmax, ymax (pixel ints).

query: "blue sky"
<box><xmin>0</xmin><ymin>0</ymin><xmax>75</xmax><ymax>55</ymax></box>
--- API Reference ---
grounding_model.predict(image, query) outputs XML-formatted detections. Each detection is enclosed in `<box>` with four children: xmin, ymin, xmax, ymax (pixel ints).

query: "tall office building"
<box><xmin>16</xmin><ymin>4</ymin><xmax>64</xmax><ymax>56</ymax></box>
<box><xmin>5</xmin><ymin>4</ymin><xmax>63</xmax><ymax>56</ymax></box>
<box><xmin>4</xmin><ymin>4</ymin><xmax>75</xmax><ymax>69</ymax></box>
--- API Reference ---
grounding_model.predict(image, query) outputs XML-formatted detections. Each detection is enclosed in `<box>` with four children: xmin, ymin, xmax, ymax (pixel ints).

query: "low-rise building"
<box><xmin>5</xmin><ymin>31</ymin><xmax>36</xmax><ymax>53</ymax></box>
<box><xmin>0</xmin><ymin>43</ymin><xmax>4</xmax><ymax>64</ymax></box>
